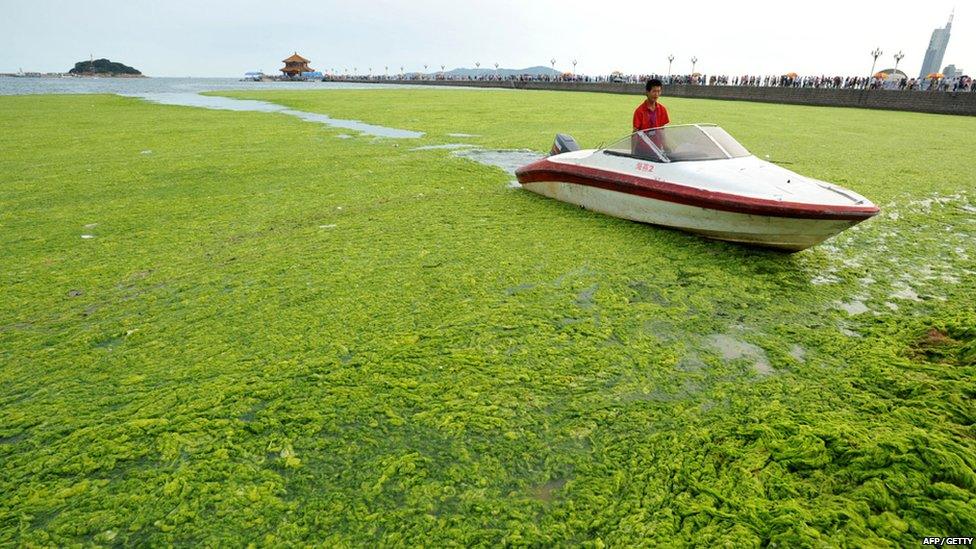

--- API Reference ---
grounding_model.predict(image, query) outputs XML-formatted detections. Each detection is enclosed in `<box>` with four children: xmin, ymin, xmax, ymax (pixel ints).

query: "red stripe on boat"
<box><xmin>515</xmin><ymin>159</ymin><xmax>880</xmax><ymax>221</ymax></box>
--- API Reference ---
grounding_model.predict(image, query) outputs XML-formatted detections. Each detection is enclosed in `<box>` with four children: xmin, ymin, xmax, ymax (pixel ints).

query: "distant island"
<box><xmin>325</xmin><ymin>65</ymin><xmax>565</xmax><ymax>83</ymax></box>
<box><xmin>68</xmin><ymin>58</ymin><xmax>143</xmax><ymax>77</ymax></box>
<box><xmin>440</xmin><ymin>66</ymin><xmax>561</xmax><ymax>78</ymax></box>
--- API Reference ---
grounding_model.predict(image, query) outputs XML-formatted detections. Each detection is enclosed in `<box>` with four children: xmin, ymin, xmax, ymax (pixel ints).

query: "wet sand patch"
<box><xmin>705</xmin><ymin>334</ymin><xmax>773</xmax><ymax>376</ymax></box>
<box><xmin>529</xmin><ymin>478</ymin><xmax>567</xmax><ymax>502</ymax></box>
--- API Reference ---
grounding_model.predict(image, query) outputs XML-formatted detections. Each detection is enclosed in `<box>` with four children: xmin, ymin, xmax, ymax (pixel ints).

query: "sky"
<box><xmin>0</xmin><ymin>0</ymin><xmax>969</xmax><ymax>78</ymax></box>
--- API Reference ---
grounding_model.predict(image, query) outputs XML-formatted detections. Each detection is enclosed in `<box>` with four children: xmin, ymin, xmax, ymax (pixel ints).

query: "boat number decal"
<box><xmin>636</xmin><ymin>162</ymin><xmax>655</xmax><ymax>173</ymax></box>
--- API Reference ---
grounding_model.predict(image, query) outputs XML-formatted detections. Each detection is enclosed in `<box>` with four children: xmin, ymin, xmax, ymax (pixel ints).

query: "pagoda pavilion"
<box><xmin>281</xmin><ymin>52</ymin><xmax>314</xmax><ymax>78</ymax></box>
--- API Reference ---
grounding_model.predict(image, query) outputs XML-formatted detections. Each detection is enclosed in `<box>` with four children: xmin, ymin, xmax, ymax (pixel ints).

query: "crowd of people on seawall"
<box><xmin>328</xmin><ymin>72</ymin><xmax>975</xmax><ymax>92</ymax></box>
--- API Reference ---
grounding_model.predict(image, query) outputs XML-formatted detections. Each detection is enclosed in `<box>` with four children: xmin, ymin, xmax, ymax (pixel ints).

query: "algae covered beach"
<box><xmin>1</xmin><ymin>88</ymin><xmax>974</xmax><ymax>545</ymax></box>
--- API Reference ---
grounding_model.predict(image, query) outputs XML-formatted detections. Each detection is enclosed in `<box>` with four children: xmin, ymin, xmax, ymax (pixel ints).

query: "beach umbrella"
<box><xmin>927</xmin><ymin>73</ymin><xmax>944</xmax><ymax>79</ymax></box>
<box><xmin>785</xmin><ymin>71</ymin><xmax>798</xmax><ymax>78</ymax></box>
<box><xmin>873</xmin><ymin>72</ymin><xmax>888</xmax><ymax>79</ymax></box>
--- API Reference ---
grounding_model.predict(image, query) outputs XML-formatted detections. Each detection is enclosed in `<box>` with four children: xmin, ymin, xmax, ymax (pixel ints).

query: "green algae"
<box><xmin>0</xmin><ymin>90</ymin><xmax>974</xmax><ymax>545</ymax></box>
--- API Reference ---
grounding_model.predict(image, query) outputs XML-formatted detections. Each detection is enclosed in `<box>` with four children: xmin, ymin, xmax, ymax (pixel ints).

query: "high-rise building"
<box><xmin>919</xmin><ymin>11</ymin><xmax>953</xmax><ymax>79</ymax></box>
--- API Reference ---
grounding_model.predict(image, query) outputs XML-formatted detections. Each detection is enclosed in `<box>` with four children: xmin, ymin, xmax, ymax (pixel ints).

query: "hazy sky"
<box><xmin>0</xmin><ymin>0</ymin><xmax>969</xmax><ymax>78</ymax></box>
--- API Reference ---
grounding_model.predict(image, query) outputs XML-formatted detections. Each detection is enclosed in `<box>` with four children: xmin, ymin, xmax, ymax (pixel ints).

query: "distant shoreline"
<box><xmin>349</xmin><ymin>78</ymin><xmax>976</xmax><ymax>117</ymax></box>
<box><xmin>0</xmin><ymin>73</ymin><xmax>147</xmax><ymax>78</ymax></box>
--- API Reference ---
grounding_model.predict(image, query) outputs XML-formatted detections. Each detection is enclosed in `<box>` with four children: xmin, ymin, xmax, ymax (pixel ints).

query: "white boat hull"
<box><xmin>516</xmin><ymin>137</ymin><xmax>879</xmax><ymax>252</ymax></box>
<box><xmin>522</xmin><ymin>179</ymin><xmax>860</xmax><ymax>251</ymax></box>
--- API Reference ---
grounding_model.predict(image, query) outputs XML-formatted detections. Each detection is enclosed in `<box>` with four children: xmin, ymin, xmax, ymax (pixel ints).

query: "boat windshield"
<box><xmin>602</xmin><ymin>124</ymin><xmax>751</xmax><ymax>163</ymax></box>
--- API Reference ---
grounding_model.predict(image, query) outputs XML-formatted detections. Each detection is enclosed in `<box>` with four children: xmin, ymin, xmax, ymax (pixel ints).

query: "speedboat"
<box><xmin>514</xmin><ymin>124</ymin><xmax>879</xmax><ymax>252</ymax></box>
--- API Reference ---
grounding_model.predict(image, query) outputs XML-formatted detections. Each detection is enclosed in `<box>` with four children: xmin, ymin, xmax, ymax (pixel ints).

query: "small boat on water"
<box><xmin>515</xmin><ymin>124</ymin><xmax>879</xmax><ymax>252</ymax></box>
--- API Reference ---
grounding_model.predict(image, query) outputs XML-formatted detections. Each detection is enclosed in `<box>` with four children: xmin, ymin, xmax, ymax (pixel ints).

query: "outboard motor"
<box><xmin>549</xmin><ymin>133</ymin><xmax>581</xmax><ymax>156</ymax></box>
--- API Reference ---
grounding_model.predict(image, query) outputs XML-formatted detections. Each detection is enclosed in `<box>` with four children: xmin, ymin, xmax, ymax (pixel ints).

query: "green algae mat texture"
<box><xmin>1</xmin><ymin>90</ymin><xmax>975</xmax><ymax>546</ymax></box>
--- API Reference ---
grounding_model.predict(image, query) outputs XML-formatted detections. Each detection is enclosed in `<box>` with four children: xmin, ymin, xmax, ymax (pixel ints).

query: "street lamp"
<box><xmin>667</xmin><ymin>54</ymin><xmax>675</xmax><ymax>80</ymax></box>
<box><xmin>690</xmin><ymin>56</ymin><xmax>698</xmax><ymax>74</ymax></box>
<box><xmin>869</xmin><ymin>47</ymin><xmax>883</xmax><ymax>79</ymax></box>
<box><xmin>893</xmin><ymin>50</ymin><xmax>904</xmax><ymax>73</ymax></box>
<box><xmin>550</xmin><ymin>57</ymin><xmax>556</xmax><ymax>71</ymax></box>
<box><xmin>572</xmin><ymin>59</ymin><xmax>577</xmax><ymax>75</ymax></box>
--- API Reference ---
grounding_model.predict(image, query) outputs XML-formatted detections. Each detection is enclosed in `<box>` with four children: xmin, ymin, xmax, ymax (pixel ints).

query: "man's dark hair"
<box><xmin>646</xmin><ymin>78</ymin><xmax>663</xmax><ymax>91</ymax></box>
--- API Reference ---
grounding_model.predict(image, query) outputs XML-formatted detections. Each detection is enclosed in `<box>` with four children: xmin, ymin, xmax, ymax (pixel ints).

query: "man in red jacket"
<box><xmin>631</xmin><ymin>78</ymin><xmax>670</xmax><ymax>159</ymax></box>
<box><xmin>633</xmin><ymin>78</ymin><xmax>670</xmax><ymax>131</ymax></box>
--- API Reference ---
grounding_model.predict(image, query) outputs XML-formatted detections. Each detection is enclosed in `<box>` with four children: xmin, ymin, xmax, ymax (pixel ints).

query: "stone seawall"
<box><xmin>353</xmin><ymin>79</ymin><xmax>976</xmax><ymax>116</ymax></box>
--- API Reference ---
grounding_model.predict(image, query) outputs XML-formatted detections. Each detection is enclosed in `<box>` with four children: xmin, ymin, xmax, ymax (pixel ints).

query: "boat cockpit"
<box><xmin>603</xmin><ymin>124</ymin><xmax>752</xmax><ymax>163</ymax></box>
